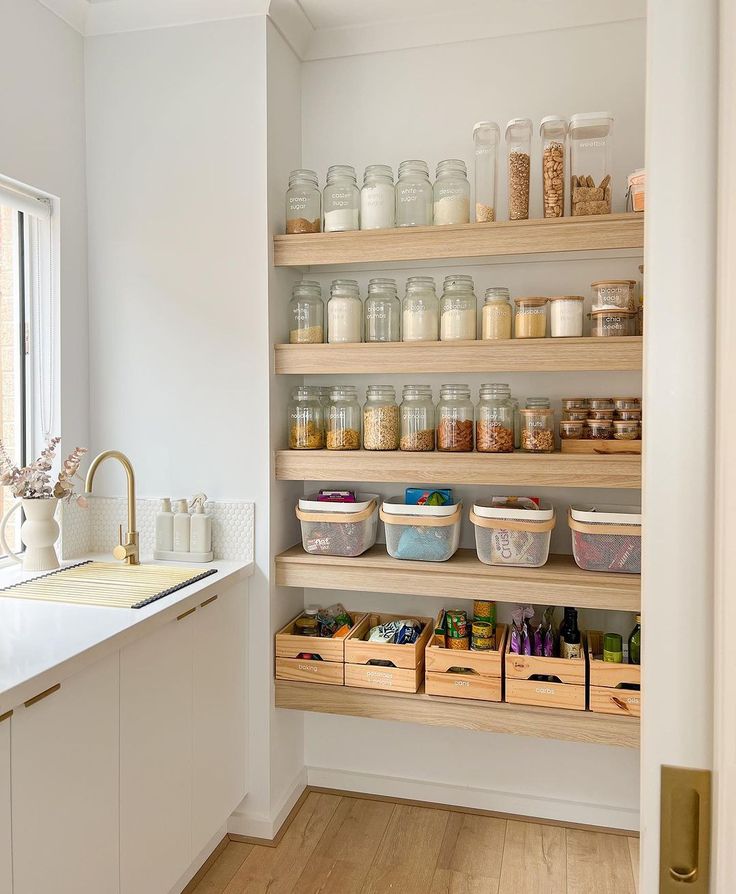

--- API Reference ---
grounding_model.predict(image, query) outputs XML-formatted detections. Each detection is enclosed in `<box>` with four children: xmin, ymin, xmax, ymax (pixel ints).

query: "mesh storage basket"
<box><xmin>470</xmin><ymin>500</ymin><xmax>555</xmax><ymax>567</ymax></box>
<box><xmin>296</xmin><ymin>495</ymin><xmax>379</xmax><ymax>557</ymax></box>
<box><xmin>380</xmin><ymin>501</ymin><xmax>462</xmax><ymax>562</ymax></box>
<box><xmin>568</xmin><ymin>504</ymin><xmax>641</xmax><ymax>573</ymax></box>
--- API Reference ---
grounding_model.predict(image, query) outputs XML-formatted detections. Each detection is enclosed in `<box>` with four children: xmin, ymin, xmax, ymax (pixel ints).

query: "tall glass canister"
<box><xmin>326</xmin><ymin>385</ymin><xmax>361</xmax><ymax>450</ymax></box>
<box><xmin>436</xmin><ymin>384</ymin><xmax>474</xmax><ymax>452</ymax></box>
<box><xmin>327</xmin><ymin>279</ymin><xmax>362</xmax><ymax>343</ymax></box>
<box><xmin>285</xmin><ymin>169</ymin><xmax>321</xmax><ymax>234</ymax></box>
<box><xmin>440</xmin><ymin>274</ymin><xmax>477</xmax><ymax>341</ymax></box>
<box><xmin>323</xmin><ymin>165</ymin><xmax>360</xmax><ymax>232</ymax></box>
<box><xmin>402</xmin><ymin>276</ymin><xmax>439</xmax><ymax>342</ymax></box>
<box><xmin>288</xmin><ymin>386</ymin><xmax>325</xmax><ymax>449</ymax></box>
<box><xmin>476</xmin><ymin>383</ymin><xmax>514</xmax><ymax>453</ymax></box>
<box><xmin>505</xmin><ymin>118</ymin><xmax>532</xmax><ymax>220</ymax></box>
<box><xmin>433</xmin><ymin>159</ymin><xmax>470</xmax><ymax>225</ymax></box>
<box><xmin>395</xmin><ymin>160</ymin><xmax>433</xmax><ymax>227</ymax></box>
<box><xmin>360</xmin><ymin>165</ymin><xmax>395</xmax><ymax>230</ymax></box>
<box><xmin>400</xmin><ymin>385</ymin><xmax>435</xmax><ymax>451</ymax></box>
<box><xmin>540</xmin><ymin>116</ymin><xmax>567</xmax><ymax>218</ymax></box>
<box><xmin>473</xmin><ymin>121</ymin><xmax>500</xmax><ymax>222</ymax></box>
<box><xmin>569</xmin><ymin>112</ymin><xmax>614</xmax><ymax>215</ymax></box>
<box><xmin>363</xmin><ymin>386</ymin><xmax>400</xmax><ymax>450</ymax></box>
<box><xmin>288</xmin><ymin>280</ymin><xmax>324</xmax><ymax>344</ymax></box>
<box><xmin>365</xmin><ymin>278</ymin><xmax>401</xmax><ymax>342</ymax></box>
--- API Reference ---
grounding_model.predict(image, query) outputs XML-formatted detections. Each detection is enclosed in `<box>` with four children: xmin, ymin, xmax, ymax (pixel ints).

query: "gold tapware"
<box><xmin>85</xmin><ymin>450</ymin><xmax>140</xmax><ymax>565</ymax></box>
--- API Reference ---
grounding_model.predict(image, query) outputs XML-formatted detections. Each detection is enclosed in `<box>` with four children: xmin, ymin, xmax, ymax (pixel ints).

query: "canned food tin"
<box><xmin>294</xmin><ymin>616</ymin><xmax>319</xmax><ymax>636</ymax></box>
<box><xmin>448</xmin><ymin>635</ymin><xmax>470</xmax><ymax>650</ymax></box>
<box><xmin>446</xmin><ymin>609</ymin><xmax>468</xmax><ymax>638</ymax></box>
<box><xmin>471</xmin><ymin>620</ymin><xmax>496</xmax><ymax>651</ymax></box>
<box><xmin>472</xmin><ymin>600</ymin><xmax>496</xmax><ymax>625</ymax></box>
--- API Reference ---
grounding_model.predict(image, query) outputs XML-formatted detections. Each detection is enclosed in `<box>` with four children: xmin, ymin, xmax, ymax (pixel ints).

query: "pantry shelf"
<box><xmin>274</xmin><ymin>680</ymin><xmax>640</xmax><ymax>748</ymax></box>
<box><xmin>274</xmin><ymin>336</ymin><xmax>642</xmax><ymax>375</ymax></box>
<box><xmin>275</xmin><ymin>545</ymin><xmax>640</xmax><ymax>611</ymax></box>
<box><xmin>275</xmin><ymin>450</ymin><xmax>641</xmax><ymax>488</ymax></box>
<box><xmin>273</xmin><ymin>213</ymin><xmax>644</xmax><ymax>267</ymax></box>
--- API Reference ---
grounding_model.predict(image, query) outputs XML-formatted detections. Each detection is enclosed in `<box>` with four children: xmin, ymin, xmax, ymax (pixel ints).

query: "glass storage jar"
<box><xmin>395</xmin><ymin>160</ymin><xmax>433</xmax><ymax>227</ymax></box>
<box><xmin>589</xmin><ymin>398</ymin><xmax>614</xmax><ymax>410</ymax></box>
<box><xmin>549</xmin><ymin>295</ymin><xmax>584</xmax><ymax>338</ymax></box>
<box><xmin>514</xmin><ymin>297</ymin><xmax>548</xmax><ymax>338</ymax></box>
<box><xmin>526</xmin><ymin>397</ymin><xmax>551</xmax><ymax>409</ymax></box>
<box><xmin>505</xmin><ymin>118</ymin><xmax>532</xmax><ymax>220</ymax></box>
<box><xmin>285</xmin><ymin>170</ymin><xmax>321</xmax><ymax>234</ymax></box>
<box><xmin>520</xmin><ymin>408</ymin><xmax>555</xmax><ymax>453</ymax></box>
<box><xmin>288</xmin><ymin>386</ymin><xmax>325</xmax><ymax>449</ymax></box>
<box><xmin>616</xmin><ymin>409</ymin><xmax>642</xmax><ymax>422</ymax></box>
<box><xmin>326</xmin><ymin>386</ymin><xmax>361</xmax><ymax>450</ymax></box>
<box><xmin>436</xmin><ymin>384</ymin><xmax>474</xmax><ymax>452</ymax></box>
<box><xmin>473</xmin><ymin>121</ymin><xmax>500</xmax><ymax>222</ymax></box>
<box><xmin>590</xmin><ymin>308</ymin><xmax>637</xmax><ymax>337</ymax></box>
<box><xmin>613</xmin><ymin>420</ymin><xmax>639</xmax><ymax>441</ymax></box>
<box><xmin>433</xmin><ymin>159</ymin><xmax>470</xmax><ymax>225</ymax></box>
<box><xmin>540</xmin><ymin>116</ymin><xmax>567</xmax><ymax>218</ymax></box>
<box><xmin>561</xmin><ymin>398</ymin><xmax>588</xmax><ymax>410</ymax></box>
<box><xmin>361</xmin><ymin>165</ymin><xmax>395</xmax><ymax>230</ymax></box>
<box><xmin>288</xmin><ymin>280</ymin><xmax>324</xmax><ymax>344</ymax></box>
<box><xmin>323</xmin><ymin>165</ymin><xmax>359</xmax><ymax>232</ymax></box>
<box><xmin>400</xmin><ymin>385</ymin><xmax>435</xmax><ymax>451</ymax></box>
<box><xmin>440</xmin><ymin>275</ymin><xmax>477</xmax><ymax>341</ymax></box>
<box><xmin>559</xmin><ymin>420</ymin><xmax>584</xmax><ymax>440</ymax></box>
<box><xmin>569</xmin><ymin>112</ymin><xmax>614</xmax><ymax>215</ymax></box>
<box><xmin>613</xmin><ymin>397</ymin><xmax>641</xmax><ymax>411</ymax></box>
<box><xmin>591</xmin><ymin>280</ymin><xmax>636</xmax><ymax>311</ymax></box>
<box><xmin>402</xmin><ymin>276</ymin><xmax>439</xmax><ymax>341</ymax></box>
<box><xmin>476</xmin><ymin>383</ymin><xmax>514</xmax><ymax>453</ymax></box>
<box><xmin>562</xmin><ymin>408</ymin><xmax>588</xmax><ymax>422</ymax></box>
<box><xmin>363</xmin><ymin>386</ymin><xmax>399</xmax><ymax>450</ymax></box>
<box><xmin>481</xmin><ymin>287</ymin><xmax>512</xmax><ymax>340</ymax></box>
<box><xmin>588</xmin><ymin>408</ymin><xmax>615</xmax><ymax>421</ymax></box>
<box><xmin>318</xmin><ymin>387</ymin><xmax>332</xmax><ymax>411</ymax></box>
<box><xmin>327</xmin><ymin>279</ymin><xmax>362</xmax><ymax>343</ymax></box>
<box><xmin>365</xmin><ymin>278</ymin><xmax>400</xmax><ymax>342</ymax></box>
<box><xmin>587</xmin><ymin>419</ymin><xmax>613</xmax><ymax>440</ymax></box>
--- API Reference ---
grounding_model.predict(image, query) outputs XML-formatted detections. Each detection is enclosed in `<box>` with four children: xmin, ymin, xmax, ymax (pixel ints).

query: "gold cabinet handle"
<box><xmin>24</xmin><ymin>683</ymin><xmax>61</xmax><ymax>707</ymax></box>
<box><xmin>0</xmin><ymin>710</ymin><xmax>12</xmax><ymax>723</ymax></box>
<box><xmin>177</xmin><ymin>607</ymin><xmax>196</xmax><ymax>621</ymax></box>
<box><xmin>200</xmin><ymin>594</ymin><xmax>218</xmax><ymax>608</ymax></box>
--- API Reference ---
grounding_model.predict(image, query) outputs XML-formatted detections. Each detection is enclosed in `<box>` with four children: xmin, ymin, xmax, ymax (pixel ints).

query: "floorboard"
<box><xmin>566</xmin><ymin>829</ymin><xmax>636</xmax><ymax>894</ymax></box>
<box><xmin>498</xmin><ymin>821</ymin><xmax>567</xmax><ymax>894</ymax></box>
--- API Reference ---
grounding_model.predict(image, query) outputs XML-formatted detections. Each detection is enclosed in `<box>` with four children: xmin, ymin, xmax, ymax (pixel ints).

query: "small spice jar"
<box><xmin>323</xmin><ymin>165</ymin><xmax>359</xmax><ymax>232</ymax></box>
<box><xmin>288</xmin><ymin>280</ymin><xmax>324</xmax><ymax>344</ymax></box>
<box><xmin>326</xmin><ymin>386</ymin><xmax>361</xmax><ymax>450</ymax></box>
<box><xmin>363</xmin><ymin>385</ymin><xmax>399</xmax><ymax>451</ymax></box>
<box><xmin>591</xmin><ymin>280</ymin><xmax>636</xmax><ymax>311</ymax></box>
<box><xmin>476</xmin><ymin>383</ymin><xmax>514</xmax><ymax>453</ymax></box>
<box><xmin>514</xmin><ymin>297</ymin><xmax>548</xmax><ymax>338</ymax></box>
<box><xmin>481</xmin><ymin>287</ymin><xmax>512</xmax><ymax>340</ymax></box>
<box><xmin>288</xmin><ymin>386</ymin><xmax>325</xmax><ymax>449</ymax></box>
<box><xmin>588</xmin><ymin>409</ymin><xmax>615</xmax><ymax>421</ymax></box>
<box><xmin>561</xmin><ymin>398</ymin><xmax>589</xmax><ymax>410</ymax></box>
<box><xmin>590</xmin><ymin>308</ymin><xmax>637</xmax><ymax>337</ymax></box>
<box><xmin>587</xmin><ymin>419</ymin><xmax>613</xmax><ymax>440</ymax></box>
<box><xmin>613</xmin><ymin>420</ymin><xmax>640</xmax><ymax>441</ymax></box>
<box><xmin>440</xmin><ymin>275</ymin><xmax>477</xmax><ymax>341</ymax></box>
<box><xmin>559</xmin><ymin>420</ymin><xmax>584</xmax><ymax>440</ymax></box>
<box><xmin>400</xmin><ymin>385</ymin><xmax>435</xmax><ymax>452</ymax></box>
<box><xmin>402</xmin><ymin>276</ymin><xmax>439</xmax><ymax>342</ymax></box>
<box><xmin>616</xmin><ymin>409</ymin><xmax>642</xmax><ymax>422</ymax></box>
<box><xmin>520</xmin><ymin>407</ymin><xmax>555</xmax><ymax>453</ymax></box>
<box><xmin>549</xmin><ymin>295</ymin><xmax>584</xmax><ymax>338</ymax></box>
<box><xmin>436</xmin><ymin>384</ymin><xmax>474</xmax><ymax>452</ymax></box>
<box><xmin>505</xmin><ymin>117</ymin><xmax>532</xmax><ymax>220</ymax></box>
<box><xmin>285</xmin><ymin>169</ymin><xmax>321</xmax><ymax>234</ymax></box>
<box><xmin>433</xmin><ymin>159</ymin><xmax>470</xmax><ymax>225</ymax></box>
<box><xmin>395</xmin><ymin>159</ymin><xmax>433</xmax><ymax>227</ymax></box>
<box><xmin>613</xmin><ymin>397</ymin><xmax>641</xmax><ymax>411</ymax></box>
<box><xmin>364</xmin><ymin>278</ymin><xmax>401</xmax><ymax>343</ymax></box>
<box><xmin>589</xmin><ymin>398</ymin><xmax>615</xmax><ymax>410</ymax></box>
<box><xmin>360</xmin><ymin>165</ymin><xmax>395</xmax><ymax>230</ymax></box>
<box><xmin>327</xmin><ymin>279</ymin><xmax>362</xmax><ymax>343</ymax></box>
<box><xmin>562</xmin><ymin>408</ymin><xmax>589</xmax><ymax>422</ymax></box>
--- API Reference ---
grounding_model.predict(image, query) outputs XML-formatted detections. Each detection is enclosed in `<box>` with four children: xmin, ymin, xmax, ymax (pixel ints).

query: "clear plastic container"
<box><xmin>395</xmin><ymin>160</ymin><xmax>433</xmax><ymax>227</ymax></box>
<box><xmin>514</xmin><ymin>297</ymin><xmax>548</xmax><ymax>338</ymax></box>
<box><xmin>569</xmin><ymin>112</ymin><xmax>614</xmax><ymax>216</ymax></box>
<box><xmin>326</xmin><ymin>385</ymin><xmax>361</xmax><ymax>450</ymax></box>
<box><xmin>381</xmin><ymin>501</ymin><xmax>462</xmax><ymax>562</ymax></box>
<box><xmin>400</xmin><ymin>385</ymin><xmax>435</xmax><ymax>451</ymax></box>
<box><xmin>591</xmin><ymin>280</ymin><xmax>636</xmax><ymax>311</ymax></box>
<box><xmin>285</xmin><ymin>169</ymin><xmax>321</xmax><ymax>234</ymax></box>
<box><xmin>627</xmin><ymin>169</ymin><xmax>645</xmax><ymax>213</ymax></box>
<box><xmin>520</xmin><ymin>407</ymin><xmax>555</xmax><ymax>453</ymax></box>
<box><xmin>590</xmin><ymin>309</ymin><xmax>637</xmax><ymax>337</ymax></box>
<box><xmin>436</xmin><ymin>384</ymin><xmax>474</xmax><ymax>452</ymax></box>
<box><xmin>323</xmin><ymin>164</ymin><xmax>359</xmax><ymax>232</ymax></box>
<box><xmin>360</xmin><ymin>165</ymin><xmax>395</xmax><ymax>230</ymax></box>
<box><xmin>481</xmin><ymin>287</ymin><xmax>512</xmax><ymax>340</ymax></box>
<box><xmin>364</xmin><ymin>278</ymin><xmax>400</xmax><ymax>342</ymax></box>
<box><xmin>327</xmin><ymin>279</ymin><xmax>362</xmax><ymax>343</ymax></box>
<box><xmin>549</xmin><ymin>295</ymin><xmax>584</xmax><ymax>337</ymax></box>
<box><xmin>540</xmin><ymin>116</ymin><xmax>567</xmax><ymax>218</ymax></box>
<box><xmin>559</xmin><ymin>420</ymin><xmax>584</xmax><ymax>440</ymax></box>
<box><xmin>402</xmin><ymin>276</ymin><xmax>439</xmax><ymax>342</ymax></box>
<box><xmin>470</xmin><ymin>499</ymin><xmax>555</xmax><ymax>567</ymax></box>
<box><xmin>297</xmin><ymin>494</ymin><xmax>379</xmax><ymax>557</ymax></box>
<box><xmin>505</xmin><ymin>118</ymin><xmax>532</xmax><ymax>220</ymax></box>
<box><xmin>476</xmin><ymin>384</ymin><xmax>514</xmax><ymax>453</ymax></box>
<box><xmin>433</xmin><ymin>159</ymin><xmax>470</xmax><ymax>225</ymax></box>
<box><xmin>473</xmin><ymin>121</ymin><xmax>500</xmax><ymax>222</ymax></box>
<box><xmin>440</xmin><ymin>275</ymin><xmax>477</xmax><ymax>341</ymax></box>
<box><xmin>288</xmin><ymin>386</ymin><xmax>325</xmax><ymax>449</ymax></box>
<box><xmin>568</xmin><ymin>504</ymin><xmax>641</xmax><ymax>573</ymax></box>
<box><xmin>288</xmin><ymin>280</ymin><xmax>324</xmax><ymax>344</ymax></box>
<box><xmin>363</xmin><ymin>385</ymin><xmax>399</xmax><ymax>450</ymax></box>
<box><xmin>613</xmin><ymin>420</ymin><xmax>639</xmax><ymax>440</ymax></box>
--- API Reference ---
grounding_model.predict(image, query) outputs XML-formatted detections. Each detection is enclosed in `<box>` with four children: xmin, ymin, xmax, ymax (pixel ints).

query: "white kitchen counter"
<box><xmin>0</xmin><ymin>554</ymin><xmax>253</xmax><ymax>715</ymax></box>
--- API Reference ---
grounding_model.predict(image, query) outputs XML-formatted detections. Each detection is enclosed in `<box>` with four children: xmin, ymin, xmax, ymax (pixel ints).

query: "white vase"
<box><xmin>0</xmin><ymin>497</ymin><xmax>60</xmax><ymax>572</ymax></box>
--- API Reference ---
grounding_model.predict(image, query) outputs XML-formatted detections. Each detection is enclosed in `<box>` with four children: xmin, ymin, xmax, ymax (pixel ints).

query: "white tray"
<box><xmin>382</xmin><ymin>496</ymin><xmax>457</xmax><ymax>517</ymax></box>
<box><xmin>299</xmin><ymin>492</ymin><xmax>379</xmax><ymax>513</ymax></box>
<box><xmin>473</xmin><ymin>499</ymin><xmax>554</xmax><ymax>521</ymax></box>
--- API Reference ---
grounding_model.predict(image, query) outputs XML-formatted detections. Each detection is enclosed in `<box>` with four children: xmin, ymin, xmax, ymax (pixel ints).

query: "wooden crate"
<box><xmin>561</xmin><ymin>439</ymin><xmax>641</xmax><ymax>455</ymax></box>
<box><xmin>587</xmin><ymin>640</ymin><xmax>641</xmax><ymax>717</ymax></box>
<box><xmin>275</xmin><ymin>609</ymin><xmax>366</xmax><ymax>686</ymax></box>
<box><xmin>504</xmin><ymin>636</ymin><xmax>587</xmax><ymax>711</ymax></box>
<box><xmin>344</xmin><ymin>612</ymin><xmax>433</xmax><ymax>693</ymax></box>
<box><xmin>425</xmin><ymin>623</ymin><xmax>508</xmax><ymax>702</ymax></box>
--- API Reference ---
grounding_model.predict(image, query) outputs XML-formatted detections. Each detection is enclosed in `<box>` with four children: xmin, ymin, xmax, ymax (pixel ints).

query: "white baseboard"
<box><xmin>228</xmin><ymin>766</ymin><xmax>307</xmax><ymax>839</ymax></box>
<box><xmin>306</xmin><ymin>766</ymin><xmax>640</xmax><ymax>832</ymax></box>
<box><xmin>170</xmin><ymin>824</ymin><xmax>227</xmax><ymax>894</ymax></box>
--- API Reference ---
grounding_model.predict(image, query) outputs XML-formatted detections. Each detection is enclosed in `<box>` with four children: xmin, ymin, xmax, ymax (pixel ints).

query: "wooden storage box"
<box><xmin>344</xmin><ymin>612</ymin><xmax>433</xmax><ymax>693</ymax></box>
<box><xmin>275</xmin><ymin>610</ymin><xmax>366</xmax><ymax>686</ymax></box>
<box><xmin>587</xmin><ymin>640</ymin><xmax>641</xmax><ymax>717</ymax></box>
<box><xmin>425</xmin><ymin>623</ymin><xmax>508</xmax><ymax>702</ymax></box>
<box><xmin>561</xmin><ymin>440</ymin><xmax>641</xmax><ymax>455</ymax></box>
<box><xmin>504</xmin><ymin>636</ymin><xmax>587</xmax><ymax>711</ymax></box>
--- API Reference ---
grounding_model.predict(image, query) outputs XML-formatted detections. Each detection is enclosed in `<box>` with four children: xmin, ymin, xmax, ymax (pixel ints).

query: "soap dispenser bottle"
<box><xmin>173</xmin><ymin>499</ymin><xmax>191</xmax><ymax>552</ymax></box>
<box><xmin>189</xmin><ymin>493</ymin><xmax>212</xmax><ymax>554</ymax></box>
<box><xmin>155</xmin><ymin>498</ymin><xmax>175</xmax><ymax>551</ymax></box>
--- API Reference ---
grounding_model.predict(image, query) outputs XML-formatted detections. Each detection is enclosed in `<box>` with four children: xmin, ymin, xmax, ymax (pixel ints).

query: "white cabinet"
<box><xmin>0</xmin><ymin>716</ymin><xmax>11</xmax><ymax>894</ymax></box>
<box><xmin>120</xmin><ymin>610</ymin><xmax>194</xmax><ymax>894</ymax></box>
<box><xmin>192</xmin><ymin>585</ymin><xmax>247</xmax><ymax>855</ymax></box>
<box><xmin>11</xmin><ymin>653</ymin><xmax>120</xmax><ymax>894</ymax></box>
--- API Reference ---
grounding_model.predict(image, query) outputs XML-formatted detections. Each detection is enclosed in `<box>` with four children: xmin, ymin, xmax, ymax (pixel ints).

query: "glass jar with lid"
<box><xmin>318</xmin><ymin>387</ymin><xmax>332</xmax><ymax>412</ymax></box>
<box><xmin>540</xmin><ymin>117</ymin><xmax>567</xmax><ymax>218</ymax></box>
<box><xmin>588</xmin><ymin>419</ymin><xmax>613</xmax><ymax>440</ymax></box>
<box><xmin>520</xmin><ymin>407</ymin><xmax>555</xmax><ymax>453</ymax></box>
<box><xmin>285</xmin><ymin>169</ymin><xmax>321</xmax><ymax>234</ymax></box>
<box><xmin>400</xmin><ymin>385</ymin><xmax>435</xmax><ymax>451</ymax></box>
<box><xmin>402</xmin><ymin>276</ymin><xmax>439</xmax><ymax>342</ymax></box>
<box><xmin>473</xmin><ymin>121</ymin><xmax>500</xmax><ymax>222</ymax></box>
<box><xmin>526</xmin><ymin>397</ymin><xmax>551</xmax><ymax>410</ymax></box>
<box><xmin>559</xmin><ymin>420</ymin><xmax>584</xmax><ymax>440</ymax></box>
<box><xmin>613</xmin><ymin>420</ymin><xmax>639</xmax><ymax>441</ymax></box>
<box><xmin>326</xmin><ymin>385</ymin><xmax>361</xmax><ymax>450</ymax></box>
<box><xmin>476</xmin><ymin>384</ymin><xmax>514</xmax><ymax>453</ymax></box>
<box><xmin>323</xmin><ymin>165</ymin><xmax>360</xmax><ymax>232</ymax></box>
<box><xmin>436</xmin><ymin>384</ymin><xmax>474</xmax><ymax>452</ymax></box>
<box><xmin>289</xmin><ymin>280</ymin><xmax>324</xmax><ymax>344</ymax></box>
<box><xmin>505</xmin><ymin>118</ymin><xmax>532</xmax><ymax>220</ymax></box>
<box><xmin>433</xmin><ymin>159</ymin><xmax>470</xmax><ymax>225</ymax></box>
<box><xmin>481</xmin><ymin>287</ymin><xmax>512</xmax><ymax>340</ymax></box>
<box><xmin>361</xmin><ymin>165</ymin><xmax>395</xmax><ymax>230</ymax></box>
<box><xmin>514</xmin><ymin>297</ymin><xmax>548</xmax><ymax>338</ymax></box>
<box><xmin>365</xmin><ymin>278</ymin><xmax>400</xmax><ymax>343</ymax></box>
<box><xmin>569</xmin><ymin>112</ymin><xmax>614</xmax><ymax>215</ymax></box>
<box><xmin>395</xmin><ymin>160</ymin><xmax>433</xmax><ymax>227</ymax></box>
<box><xmin>327</xmin><ymin>279</ymin><xmax>362</xmax><ymax>343</ymax></box>
<box><xmin>590</xmin><ymin>308</ymin><xmax>637</xmax><ymax>337</ymax></box>
<box><xmin>363</xmin><ymin>386</ymin><xmax>399</xmax><ymax>450</ymax></box>
<box><xmin>591</xmin><ymin>280</ymin><xmax>636</xmax><ymax>311</ymax></box>
<box><xmin>549</xmin><ymin>295</ymin><xmax>584</xmax><ymax>338</ymax></box>
<box><xmin>288</xmin><ymin>386</ymin><xmax>325</xmax><ymax>450</ymax></box>
<box><xmin>440</xmin><ymin>275</ymin><xmax>477</xmax><ymax>341</ymax></box>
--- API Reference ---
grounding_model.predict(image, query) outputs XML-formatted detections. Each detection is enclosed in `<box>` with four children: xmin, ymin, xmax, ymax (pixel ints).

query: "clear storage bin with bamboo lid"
<box><xmin>589</xmin><ymin>308</ymin><xmax>637</xmax><ymax>337</ymax></box>
<box><xmin>514</xmin><ymin>297</ymin><xmax>548</xmax><ymax>338</ymax></box>
<box><xmin>470</xmin><ymin>497</ymin><xmax>556</xmax><ymax>567</ymax></box>
<box><xmin>481</xmin><ymin>287</ymin><xmax>512</xmax><ymax>340</ymax></box>
<box><xmin>591</xmin><ymin>280</ymin><xmax>636</xmax><ymax>311</ymax></box>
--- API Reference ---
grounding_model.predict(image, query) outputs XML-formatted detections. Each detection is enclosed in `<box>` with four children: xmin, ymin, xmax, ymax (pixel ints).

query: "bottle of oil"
<box><xmin>628</xmin><ymin>615</ymin><xmax>641</xmax><ymax>665</ymax></box>
<box><xmin>561</xmin><ymin>608</ymin><xmax>581</xmax><ymax>659</ymax></box>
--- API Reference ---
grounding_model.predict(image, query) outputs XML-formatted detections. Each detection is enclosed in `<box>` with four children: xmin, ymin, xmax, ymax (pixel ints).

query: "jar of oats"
<box><xmin>326</xmin><ymin>386</ymin><xmax>361</xmax><ymax>450</ymax></box>
<box><xmin>520</xmin><ymin>408</ymin><xmax>555</xmax><ymax>453</ymax></box>
<box><xmin>437</xmin><ymin>384</ymin><xmax>474</xmax><ymax>452</ymax></box>
<box><xmin>363</xmin><ymin>385</ymin><xmax>399</xmax><ymax>450</ymax></box>
<box><xmin>481</xmin><ymin>287</ymin><xmax>512</xmax><ymax>340</ymax></box>
<box><xmin>505</xmin><ymin>118</ymin><xmax>532</xmax><ymax>220</ymax></box>
<box><xmin>289</xmin><ymin>280</ymin><xmax>324</xmax><ymax>344</ymax></box>
<box><xmin>476</xmin><ymin>384</ymin><xmax>514</xmax><ymax>453</ymax></box>
<box><xmin>288</xmin><ymin>386</ymin><xmax>325</xmax><ymax>449</ymax></box>
<box><xmin>400</xmin><ymin>385</ymin><xmax>435</xmax><ymax>451</ymax></box>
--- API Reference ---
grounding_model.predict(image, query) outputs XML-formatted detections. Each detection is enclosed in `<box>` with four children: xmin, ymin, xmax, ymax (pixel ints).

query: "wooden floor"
<box><xmin>191</xmin><ymin>792</ymin><xmax>640</xmax><ymax>894</ymax></box>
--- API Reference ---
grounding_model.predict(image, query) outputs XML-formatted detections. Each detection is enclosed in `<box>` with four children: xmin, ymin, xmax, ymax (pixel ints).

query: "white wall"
<box><xmin>0</xmin><ymin>0</ymin><xmax>88</xmax><ymax>453</ymax></box>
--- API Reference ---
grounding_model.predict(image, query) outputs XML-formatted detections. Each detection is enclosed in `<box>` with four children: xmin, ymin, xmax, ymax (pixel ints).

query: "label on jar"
<box><xmin>561</xmin><ymin>640</ymin><xmax>581</xmax><ymax>659</ymax></box>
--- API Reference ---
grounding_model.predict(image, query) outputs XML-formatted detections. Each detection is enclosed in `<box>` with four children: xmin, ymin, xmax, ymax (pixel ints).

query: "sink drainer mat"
<box><xmin>0</xmin><ymin>561</ymin><xmax>218</xmax><ymax>609</ymax></box>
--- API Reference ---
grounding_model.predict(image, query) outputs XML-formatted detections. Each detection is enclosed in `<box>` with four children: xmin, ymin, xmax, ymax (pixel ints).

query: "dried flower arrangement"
<box><xmin>0</xmin><ymin>437</ymin><xmax>88</xmax><ymax>506</ymax></box>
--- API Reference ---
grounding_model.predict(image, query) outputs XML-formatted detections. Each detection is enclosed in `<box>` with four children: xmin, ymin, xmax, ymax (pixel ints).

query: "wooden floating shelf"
<box><xmin>274</xmin><ymin>336</ymin><xmax>642</xmax><ymax>375</ymax></box>
<box><xmin>275</xmin><ymin>680</ymin><xmax>640</xmax><ymax>748</ymax></box>
<box><xmin>275</xmin><ymin>545</ymin><xmax>640</xmax><ymax>611</ymax></box>
<box><xmin>273</xmin><ymin>213</ymin><xmax>644</xmax><ymax>267</ymax></box>
<box><xmin>275</xmin><ymin>450</ymin><xmax>641</xmax><ymax>488</ymax></box>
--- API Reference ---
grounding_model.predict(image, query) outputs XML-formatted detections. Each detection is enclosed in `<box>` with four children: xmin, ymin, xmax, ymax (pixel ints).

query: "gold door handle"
<box><xmin>670</xmin><ymin>867</ymin><xmax>698</xmax><ymax>883</ymax></box>
<box><xmin>24</xmin><ymin>683</ymin><xmax>61</xmax><ymax>707</ymax></box>
<box><xmin>660</xmin><ymin>765</ymin><xmax>711</xmax><ymax>892</ymax></box>
<box><xmin>200</xmin><ymin>594</ymin><xmax>218</xmax><ymax>608</ymax></box>
<box><xmin>177</xmin><ymin>607</ymin><xmax>196</xmax><ymax>621</ymax></box>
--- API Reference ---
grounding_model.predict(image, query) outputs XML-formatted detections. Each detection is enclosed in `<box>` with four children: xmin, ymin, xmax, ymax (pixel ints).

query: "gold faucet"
<box><xmin>85</xmin><ymin>450</ymin><xmax>140</xmax><ymax>565</ymax></box>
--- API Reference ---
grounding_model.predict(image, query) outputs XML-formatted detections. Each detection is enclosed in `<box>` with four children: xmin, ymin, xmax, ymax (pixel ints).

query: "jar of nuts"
<box><xmin>288</xmin><ymin>386</ymin><xmax>325</xmax><ymax>449</ymax></box>
<box><xmin>476</xmin><ymin>384</ymin><xmax>514</xmax><ymax>453</ymax></box>
<box><xmin>540</xmin><ymin>116</ymin><xmax>567</xmax><ymax>218</ymax></box>
<box><xmin>326</xmin><ymin>386</ymin><xmax>361</xmax><ymax>450</ymax></box>
<box><xmin>520</xmin><ymin>407</ymin><xmax>555</xmax><ymax>453</ymax></box>
<box><xmin>437</xmin><ymin>384</ymin><xmax>474</xmax><ymax>452</ymax></box>
<box><xmin>400</xmin><ymin>385</ymin><xmax>435</xmax><ymax>451</ymax></box>
<box><xmin>363</xmin><ymin>385</ymin><xmax>399</xmax><ymax>450</ymax></box>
